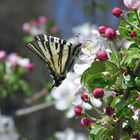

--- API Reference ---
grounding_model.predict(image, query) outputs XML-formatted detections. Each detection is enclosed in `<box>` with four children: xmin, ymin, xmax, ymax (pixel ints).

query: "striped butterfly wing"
<box><xmin>26</xmin><ymin>34</ymin><xmax>81</xmax><ymax>87</ymax></box>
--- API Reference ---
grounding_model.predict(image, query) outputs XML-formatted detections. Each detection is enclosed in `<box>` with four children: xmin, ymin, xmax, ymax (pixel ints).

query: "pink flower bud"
<box><xmin>96</xmin><ymin>50</ymin><xmax>108</xmax><ymax>61</ymax></box>
<box><xmin>123</xmin><ymin>0</ymin><xmax>140</xmax><ymax>9</ymax></box>
<box><xmin>50</xmin><ymin>26</ymin><xmax>58</xmax><ymax>33</ymax></box>
<box><xmin>22</xmin><ymin>22</ymin><xmax>30</xmax><ymax>33</ymax></box>
<box><xmin>121</xmin><ymin>52</ymin><xmax>126</xmax><ymax>57</ymax></box>
<box><xmin>130</xmin><ymin>31</ymin><xmax>137</xmax><ymax>38</ymax></box>
<box><xmin>0</xmin><ymin>50</ymin><xmax>7</xmax><ymax>62</ymax></box>
<box><xmin>132</xmin><ymin>107</ymin><xmax>137</xmax><ymax>112</ymax></box>
<box><xmin>90</xmin><ymin>120</ymin><xmax>96</xmax><ymax>128</ymax></box>
<box><xmin>8</xmin><ymin>53</ymin><xmax>19</xmax><ymax>68</ymax></box>
<box><xmin>38</xmin><ymin>16</ymin><xmax>47</xmax><ymax>24</ymax></box>
<box><xmin>112</xmin><ymin>7</ymin><xmax>122</xmax><ymax>17</ymax></box>
<box><xmin>93</xmin><ymin>88</ymin><xmax>104</xmax><ymax>99</ymax></box>
<box><xmin>105</xmin><ymin>106</ymin><xmax>114</xmax><ymax>116</ymax></box>
<box><xmin>30</xmin><ymin>19</ymin><xmax>37</xmax><ymax>25</ymax></box>
<box><xmin>137</xmin><ymin>94</ymin><xmax>140</xmax><ymax>100</ymax></box>
<box><xmin>74</xmin><ymin>106</ymin><xmax>83</xmax><ymax>116</ymax></box>
<box><xmin>105</xmin><ymin>28</ymin><xmax>117</xmax><ymax>40</ymax></box>
<box><xmin>130</xmin><ymin>138</ymin><xmax>137</xmax><ymax>140</ymax></box>
<box><xmin>81</xmin><ymin>117</ymin><xmax>90</xmax><ymax>127</ymax></box>
<box><xmin>98</xmin><ymin>26</ymin><xmax>107</xmax><ymax>35</ymax></box>
<box><xmin>24</xmin><ymin>63</ymin><xmax>33</xmax><ymax>71</ymax></box>
<box><xmin>81</xmin><ymin>93</ymin><xmax>89</xmax><ymax>102</ymax></box>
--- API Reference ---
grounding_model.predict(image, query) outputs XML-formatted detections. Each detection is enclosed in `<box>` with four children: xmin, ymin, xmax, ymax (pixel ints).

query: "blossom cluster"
<box><xmin>54</xmin><ymin>128</ymin><xmax>87</xmax><ymax>140</ymax></box>
<box><xmin>0</xmin><ymin>51</ymin><xmax>33</xmax><ymax>72</ymax></box>
<box><xmin>0</xmin><ymin>50</ymin><xmax>33</xmax><ymax>97</ymax></box>
<box><xmin>51</xmin><ymin>0</ymin><xmax>140</xmax><ymax>139</ymax></box>
<box><xmin>22</xmin><ymin>16</ymin><xmax>58</xmax><ymax>42</ymax></box>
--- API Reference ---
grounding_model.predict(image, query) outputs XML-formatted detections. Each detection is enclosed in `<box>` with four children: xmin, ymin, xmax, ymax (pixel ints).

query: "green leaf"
<box><xmin>95</xmin><ymin>128</ymin><xmax>108</xmax><ymax>140</ymax></box>
<box><xmin>123</xmin><ymin>74</ymin><xmax>136</xmax><ymax>87</ymax></box>
<box><xmin>108</xmin><ymin>52</ymin><xmax>118</xmax><ymax>65</ymax></box>
<box><xmin>81</xmin><ymin>61</ymin><xmax>107</xmax><ymax>91</ymax></box>
<box><xmin>119</xmin><ymin>11</ymin><xmax>139</xmax><ymax>41</ymax></box>
<box><xmin>88</xmin><ymin>134</ymin><xmax>95</xmax><ymax>140</ymax></box>
<box><xmin>133</xmin><ymin>100</ymin><xmax>140</xmax><ymax>108</ymax></box>
<box><xmin>121</xmin><ymin>133</ymin><xmax>130</xmax><ymax>140</ymax></box>
<box><xmin>126</xmin><ymin>107</ymin><xmax>134</xmax><ymax>117</ymax></box>
<box><xmin>111</xmin><ymin>97</ymin><xmax>121</xmax><ymax>108</ymax></box>
<box><xmin>115</xmin><ymin>100</ymin><xmax>126</xmax><ymax>111</ymax></box>
<box><xmin>90</xmin><ymin>61</ymin><xmax>106</xmax><ymax>73</ymax></box>
<box><xmin>105</xmin><ymin>61</ymin><xmax>118</xmax><ymax>74</ymax></box>
<box><xmin>116</xmin><ymin>109</ymin><xmax>126</xmax><ymax>119</ymax></box>
<box><xmin>86</xmin><ymin>73</ymin><xmax>107</xmax><ymax>92</ymax></box>
<box><xmin>18</xmin><ymin>80</ymin><xmax>33</xmax><ymax>96</ymax></box>
<box><xmin>90</xmin><ymin>123</ymin><xmax>103</xmax><ymax>135</ymax></box>
<box><xmin>135</xmin><ymin>77</ymin><xmax>140</xmax><ymax>88</ymax></box>
<box><xmin>122</xmin><ymin>47</ymin><xmax>140</xmax><ymax>69</ymax></box>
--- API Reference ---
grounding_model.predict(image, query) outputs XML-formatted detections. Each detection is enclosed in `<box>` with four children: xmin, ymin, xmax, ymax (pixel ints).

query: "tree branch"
<box><xmin>15</xmin><ymin>102</ymin><xmax>54</xmax><ymax>117</ymax></box>
<box><xmin>113</xmin><ymin>120</ymin><xmax>123</xmax><ymax>140</ymax></box>
<box><xmin>31</xmin><ymin>87</ymin><xmax>48</xmax><ymax>102</ymax></box>
<box><xmin>134</xmin><ymin>59</ymin><xmax>140</xmax><ymax>76</ymax></box>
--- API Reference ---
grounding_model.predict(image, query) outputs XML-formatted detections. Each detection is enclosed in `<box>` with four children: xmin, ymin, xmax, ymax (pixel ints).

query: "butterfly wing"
<box><xmin>26</xmin><ymin>34</ymin><xmax>81</xmax><ymax>86</ymax></box>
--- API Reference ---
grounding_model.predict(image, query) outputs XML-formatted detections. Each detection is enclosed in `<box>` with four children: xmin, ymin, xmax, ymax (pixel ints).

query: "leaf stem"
<box><xmin>121</xmin><ymin>16</ymin><xmax>140</xmax><ymax>30</ymax></box>
<box><xmin>109</xmin><ymin>42</ymin><xmax>121</xmax><ymax>69</ymax></box>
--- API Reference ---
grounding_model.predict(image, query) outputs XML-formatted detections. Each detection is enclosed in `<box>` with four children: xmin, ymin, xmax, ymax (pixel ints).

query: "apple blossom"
<box><xmin>22</xmin><ymin>22</ymin><xmax>30</xmax><ymax>33</ymax></box>
<box><xmin>123</xmin><ymin>0</ymin><xmax>140</xmax><ymax>9</ymax></box>
<box><xmin>55</xmin><ymin>128</ymin><xmax>87</xmax><ymax>140</ymax></box>
<box><xmin>38</xmin><ymin>16</ymin><xmax>47</xmax><ymax>24</ymax></box>
<box><xmin>0</xmin><ymin>114</ymin><xmax>19</xmax><ymax>140</ymax></box>
<box><xmin>50</xmin><ymin>26</ymin><xmax>58</xmax><ymax>33</ymax></box>
<box><xmin>23</xmin><ymin>63</ymin><xmax>33</xmax><ymax>71</ymax></box>
<box><xmin>7</xmin><ymin>53</ymin><xmax>19</xmax><ymax>67</ymax></box>
<box><xmin>0</xmin><ymin>50</ymin><xmax>7</xmax><ymax>62</ymax></box>
<box><xmin>137</xmin><ymin>94</ymin><xmax>140</xmax><ymax>100</ymax></box>
<box><xmin>51</xmin><ymin>72</ymin><xmax>80</xmax><ymax>118</ymax></box>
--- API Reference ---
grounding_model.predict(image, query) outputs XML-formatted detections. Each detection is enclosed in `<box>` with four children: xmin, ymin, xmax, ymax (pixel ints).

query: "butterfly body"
<box><xmin>26</xmin><ymin>34</ymin><xmax>81</xmax><ymax>87</ymax></box>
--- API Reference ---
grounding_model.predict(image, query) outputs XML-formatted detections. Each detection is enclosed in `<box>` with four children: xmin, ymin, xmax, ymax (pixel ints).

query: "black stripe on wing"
<box><xmin>35</xmin><ymin>35</ymin><xmax>57</xmax><ymax>72</ymax></box>
<box><xmin>26</xmin><ymin>41</ymin><xmax>58</xmax><ymax>82</ymax></box>
<box><xmin>67</xmin><ymin>43</ymin><xmax>81</xmax><ymax>71</ymax></box>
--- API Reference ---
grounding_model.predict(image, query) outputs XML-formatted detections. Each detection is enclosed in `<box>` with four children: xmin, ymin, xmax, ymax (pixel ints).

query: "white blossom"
<box><xmin>0</xmin><ymin>114</ymin><xmax>19</xmax><ymax>140</ymax></box>
<box><xmin>55</xmin><ymin>128</ymin><xmax>87</xmax><ymax>140</ymax></box>
<box><xmin>51</xmin><ymin>72</ymin><xmax>80</xmax><ymax>118</ymax></box>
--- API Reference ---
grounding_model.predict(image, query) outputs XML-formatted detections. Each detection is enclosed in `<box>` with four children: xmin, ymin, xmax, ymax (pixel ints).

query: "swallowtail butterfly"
<box><xmin>26</xmin><ymin>34</ymin><xmax>81</xmax><ymax>87</ymax></box>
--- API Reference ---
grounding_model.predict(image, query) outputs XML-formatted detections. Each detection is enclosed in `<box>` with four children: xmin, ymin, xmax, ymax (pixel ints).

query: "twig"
<box><xmin>113</xmin><ymin>120</ymin><xmax>123</xmax><ymax>140</ymax></box>
<box><xmin>15</xmin><ymin>102</ymin><xmax>54</xmax><ymax>117</ymax></box>
<box><xmin>134</xmin><ymin>59</ymin><xmax>140</xmax><ymax>76</ymax></box>
<box><xmin>31</xmin><ymin>87</ymin><xmax>48</xmax><ymax>102</ymax></box>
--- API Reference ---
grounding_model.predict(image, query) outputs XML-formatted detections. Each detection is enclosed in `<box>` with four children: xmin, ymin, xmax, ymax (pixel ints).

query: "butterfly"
<box><xmin>26</xmin><ymin>34</ymin><xmax>81</xmax><ymax>87</ymax></box>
